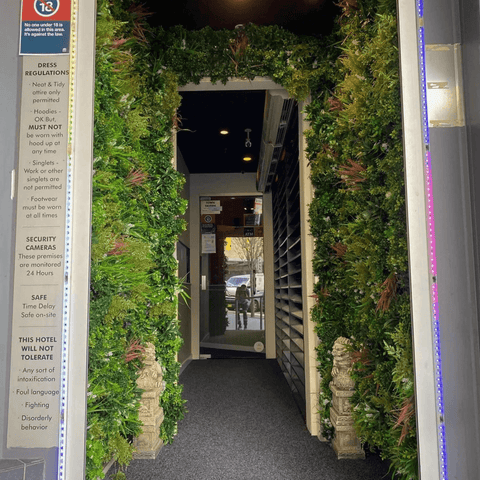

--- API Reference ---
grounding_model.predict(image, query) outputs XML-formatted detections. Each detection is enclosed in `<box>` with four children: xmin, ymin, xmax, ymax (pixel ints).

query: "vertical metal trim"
<box><xmin>57</xmin><ymin>0</ymin><xmax>77</xmax><ymax>475</ymax></box>
<box><xmin>417</xmin><ymin>1</ymin><xmax>448</xmax><ymax>477</ymax></box>
<box><xmin>397</xmin><ymin>0</ymin><xmax>442</xmax><ymax>478</ymax></box>
<box><xmin>262</xmin><ymin>191</ymin><xmax>275</xmax><ymax>359</ymax></box>
<box><xmin>63</xmin><ymin>0</ymin><xmax>96</xmax><ymax>478</ymax></box>
<box><xmin>298</xmin><ymin>99</ymin><xmax>320</xmax><ymax>437</ymax></box>
<box><xmin>10</xmin><ymin>170</ymin><xmax>16</xmax><ymax>200</ymax></box>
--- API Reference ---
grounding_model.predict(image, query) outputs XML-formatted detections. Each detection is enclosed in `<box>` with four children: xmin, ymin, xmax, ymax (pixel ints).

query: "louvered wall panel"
<box><xmin>271</xmin><ymin>106</ymin><xmax>306</xmax><ymax>416</ymax></box>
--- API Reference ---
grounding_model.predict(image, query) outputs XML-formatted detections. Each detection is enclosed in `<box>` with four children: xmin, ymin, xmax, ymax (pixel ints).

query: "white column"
<box><xmin>298</xmin><ymin>100</ymin><xmax>320</xmax><ymax>437</ymax></box>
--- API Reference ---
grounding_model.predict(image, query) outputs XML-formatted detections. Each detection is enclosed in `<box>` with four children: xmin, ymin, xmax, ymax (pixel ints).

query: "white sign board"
<box><xmin>7</xmin><ymin>56</ymin><xmax>70</xmax><ymax>448</ymax></box>
<box><xmin>201</xmin><ymin>200</ymin><xmax>222</xmax><ymax>214</ymax></box>
<box><xmin>202</xmin><ymin>234</ymin><xmax>216</xmax><ymax>254</ymax></box>
<box><xmin>254</xmin><ymin>197</ymin><xmax>263</xmax><ymax>215</ymax></box>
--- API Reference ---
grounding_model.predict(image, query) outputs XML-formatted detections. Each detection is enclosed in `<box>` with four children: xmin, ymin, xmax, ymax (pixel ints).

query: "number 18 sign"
<box><xmin>19</xmin><ymin>0</ymin><xmax>71</xmax><ymax>55</ymax></box>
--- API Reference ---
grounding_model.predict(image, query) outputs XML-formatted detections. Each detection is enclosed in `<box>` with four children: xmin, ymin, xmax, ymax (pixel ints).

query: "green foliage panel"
<box><xmin>88</xmin><ymin>1</ymin><xmax>187</xmax><ymax>478</ymax></box>
<box><xmin>307</xmin><ymin>2</ymin><xmax>417</xmax><ymax>479</ymax></box>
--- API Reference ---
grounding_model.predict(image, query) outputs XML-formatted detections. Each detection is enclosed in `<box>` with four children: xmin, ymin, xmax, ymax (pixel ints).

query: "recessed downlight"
<box><xmin>220</xmin><ymin>129</ymin><xmax>229</xmax><ymax>135</ymax></box>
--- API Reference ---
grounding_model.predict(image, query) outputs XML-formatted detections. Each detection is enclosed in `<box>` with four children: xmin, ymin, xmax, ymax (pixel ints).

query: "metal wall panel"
<box><xmin>423</xmin><ymin>0</ymin><xmax>480</xmax><ymax>477</ymax></box>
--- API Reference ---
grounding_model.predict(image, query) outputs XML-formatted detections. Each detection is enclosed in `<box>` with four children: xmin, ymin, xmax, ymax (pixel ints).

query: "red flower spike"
<box><xmin>124</xmin><ymin>339</ymin><xmax>146</xmax><ymax>363</ymax></box>
<box><xmin>107</xmin><ymin>236</ymin><xmax>129</xmax><ymax>256</ymax></box>
<box><xmin>126</xmin><ymin>169</ymin><xmax>148</xmax><ymax>186</ymax></box>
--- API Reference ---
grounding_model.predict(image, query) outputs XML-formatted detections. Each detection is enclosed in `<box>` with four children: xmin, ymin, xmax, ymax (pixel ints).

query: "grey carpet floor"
<box><xmin>124</xmin><ymin>359</ymin><xmax>390</xmax><ymax>480</ymax></box>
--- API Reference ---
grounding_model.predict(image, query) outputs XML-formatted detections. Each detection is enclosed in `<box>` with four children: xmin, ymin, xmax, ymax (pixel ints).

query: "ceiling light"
<box><xmin>243</xmin><ymin>156</ymin><xmax>253</xmax><ymax>162</ymax></box>
<box><xmin>220</xmin><ymin>129</ymin><xmax>229</xmax><ymax>135</ymax></box>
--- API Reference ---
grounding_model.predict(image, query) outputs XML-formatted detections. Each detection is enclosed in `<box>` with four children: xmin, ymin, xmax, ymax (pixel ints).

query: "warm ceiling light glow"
<box><xmin>243</xmin><ymin>156</ymin><xmax>252</xmax><ymax>162</ymax></box>
<box><xmin>220</xmin><ymin>129</ymin><xmax>229</xmax><ymax>135</ymax></box>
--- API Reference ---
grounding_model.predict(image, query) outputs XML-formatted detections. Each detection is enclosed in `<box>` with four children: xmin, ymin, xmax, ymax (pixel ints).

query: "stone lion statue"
<box><xmin>137</xmin><ymin>342</ymin><xmax>163</xmax><ymax>391</ymax></box>
<box><xmin>330</xmin><ymin>337</ymin><xmax>355</xmax><ymax>390</ymax></box>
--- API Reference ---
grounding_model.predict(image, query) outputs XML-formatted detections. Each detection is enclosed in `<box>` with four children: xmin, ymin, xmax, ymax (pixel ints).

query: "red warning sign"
<box><xmin>20</xmin><ymin>0</ymin><xmax>71</xmax><ymax>55</ymax></box>
<box><xmin>22</xmin><ymin>0</ymin><xmax>70</xmax><ymax>22</ymax></box>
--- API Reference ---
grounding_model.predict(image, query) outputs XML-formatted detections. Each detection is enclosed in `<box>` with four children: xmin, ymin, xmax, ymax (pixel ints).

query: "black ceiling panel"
<box><xmin>177</xmin><ymin>90</ymin><xmax>265</xmax><ymax>174</ymax></box>
<box><xmin>146</xmin><ymin>0</ymin><xmax>339</xmax><ymax>37</ymax></box>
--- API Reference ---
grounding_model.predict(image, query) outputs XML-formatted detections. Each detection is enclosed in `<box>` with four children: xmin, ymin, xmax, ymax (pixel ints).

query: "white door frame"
<box><xmin>178</xmin><ymin>78</ymin><xmax>320</xmax><ymax>436</ymax></box>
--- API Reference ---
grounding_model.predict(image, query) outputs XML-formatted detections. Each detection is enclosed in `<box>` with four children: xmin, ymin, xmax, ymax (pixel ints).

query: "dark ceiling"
<box><xmin>147</xmin><ymin>0</ymin><xmax>338</xmax><ymax>37</ymax></box>
<box><xmin>177</xmin><ymin>90</ymin><xmax>266</xmax><ymax>174</ymax></box>
<box><xmin>143</xmin><ymin>0</ymin><xmax>339</xmax><ymax>174</ymax></box>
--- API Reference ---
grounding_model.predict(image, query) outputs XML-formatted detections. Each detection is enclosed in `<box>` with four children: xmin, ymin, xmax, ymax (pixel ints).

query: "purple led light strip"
<box><xmin>424</xmin><ymin>152</ymin><xmax>437</xmax><ymax>276</ymax></box>
<box><xmin>419</xmin><ymin>27</ymin><xmax>429</xmax><ymax>145</ymax></box>
<box><xmin>417</xmin><ymin>0</ymin><xmax>447</xmax><ymax>477</ymax></box>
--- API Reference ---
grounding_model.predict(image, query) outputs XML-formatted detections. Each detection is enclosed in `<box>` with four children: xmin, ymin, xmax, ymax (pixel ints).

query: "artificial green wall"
<box><xmin>307</xmin><ymin>2</ymin><xmax>418</xmax><ymax>478</ymax></box>
<box><xmin>88</xmin><ymin>1</ymin><xmax>417</xmax><ymax>479</ymax></box>
<box><xmin>87</xmin><ymin>2</ymin><xmax>187</xmax><ymax>478</ymax></box>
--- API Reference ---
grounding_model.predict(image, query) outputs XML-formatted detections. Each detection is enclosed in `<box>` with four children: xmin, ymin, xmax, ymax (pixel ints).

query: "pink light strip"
<box><xmin>424</xmin><ymin>151</ymin><xmax>437</xmax><ymax>276</ymax></box>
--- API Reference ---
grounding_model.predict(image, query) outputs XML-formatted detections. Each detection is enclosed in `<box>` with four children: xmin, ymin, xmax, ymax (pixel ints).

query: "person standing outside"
<box><xmin>235</xmin><ymin>284</ymin><xmax>249</xmax><ymax>330</ymax></box>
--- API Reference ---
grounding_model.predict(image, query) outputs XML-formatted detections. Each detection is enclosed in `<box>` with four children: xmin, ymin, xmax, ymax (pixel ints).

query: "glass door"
<box><xmin>200</xmin><ymin>196</ymin><xmax>265</xmax><ymax>355</ymax></box>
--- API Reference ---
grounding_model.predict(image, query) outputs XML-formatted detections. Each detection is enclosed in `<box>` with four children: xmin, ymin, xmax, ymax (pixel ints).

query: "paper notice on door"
<box><xmin>254</xmin><ymin>197</ymin><xmax>263</xmax><ymax>215</ymax></box>
<box><xmin>202</xmin><ymin>234</ymin><xmax>216</xmax><ymax>253</ymax></box>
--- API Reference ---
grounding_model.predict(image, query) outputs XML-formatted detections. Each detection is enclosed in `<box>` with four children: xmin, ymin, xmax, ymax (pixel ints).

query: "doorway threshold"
<box><xmin>201</xmin><ymin>342</ymin><xmax>255</xmax><ymax>352</ymax></box>
<box><xmin>200</xmin><ymin>345</ymin><xmax>265</xmax><ymax>359</ymax></box>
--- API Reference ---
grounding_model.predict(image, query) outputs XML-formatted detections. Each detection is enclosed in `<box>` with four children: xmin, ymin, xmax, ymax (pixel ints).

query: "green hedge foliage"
<box><xmin>307</xmin><ymin>2</ymin><xmax>418</xmax><ymax>479</ymax></box>
<box><xmin>87</xmin><ymin>1</ymin><xmax>187</xmax><ymax>478</ymax></box>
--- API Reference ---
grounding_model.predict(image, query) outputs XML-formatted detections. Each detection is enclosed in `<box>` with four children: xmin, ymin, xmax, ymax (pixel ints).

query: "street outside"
<box><xmin>225</xmin><ymin>309</ymin><xmax>264</xmax><ymax>331</ymax></box>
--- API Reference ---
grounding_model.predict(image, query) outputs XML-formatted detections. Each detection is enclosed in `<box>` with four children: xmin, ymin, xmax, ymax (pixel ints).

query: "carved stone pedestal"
<box><xmin>330</xmin><ymin>384</ymin><xmax>364</xmax><ymax>459</ymax></box>
<box><xmin>133</xmin><ymin>343</ymin><xmax>165</xmax><ymax>460</ymax></box>
<box><xmin>329</xmin><ymin>337</ymin><xmax>364</xmax><ymax>460</ymax></box>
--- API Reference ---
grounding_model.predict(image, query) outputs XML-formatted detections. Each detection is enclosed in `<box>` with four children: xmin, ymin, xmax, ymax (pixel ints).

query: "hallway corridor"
<box><xmin>123</xmin><ymin>359</ymin><xmax>389</xmax><ymax>480</ymax></box>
